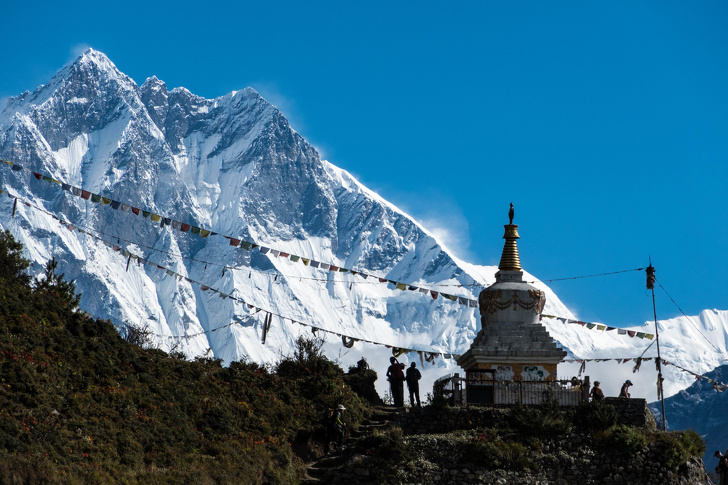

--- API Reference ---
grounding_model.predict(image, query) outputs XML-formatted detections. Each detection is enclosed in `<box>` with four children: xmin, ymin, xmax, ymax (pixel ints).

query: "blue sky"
<box><xmin>1</xmin><ymin>0</ymin><xmax>726</xmax><ymax>328</ymax></box>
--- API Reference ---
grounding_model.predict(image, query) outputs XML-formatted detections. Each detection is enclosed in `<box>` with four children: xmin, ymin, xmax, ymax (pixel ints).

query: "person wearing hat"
<box><xmin>715</xmin><ymin>450</ymin><xmax>728</xmax><ymax>485</ymax></box>
<box><xmin>322</xmin><ymin>404</ymin><xmax>347</xmax><ymax>454</ymax></box>
<box><xmin>589</xmin><ymin>381</ymin><xmax>604</xmax><ymax>402</ymax></box>
<box><xmin>619</xmin><ymin>380</ymin><xmax>633</xmax><ymax>398</ymax></box>
<box><xmin>332</xmin><ymin>404</ymin><xmax>347</xmax><ymax>447</ymax></box>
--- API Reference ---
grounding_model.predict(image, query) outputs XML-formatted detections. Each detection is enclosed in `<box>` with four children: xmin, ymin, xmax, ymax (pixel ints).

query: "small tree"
<box><xmin>0</xmin><ymin>229</ymin><xmax>31</xmax><ymax>286</ymax></box>
<box><xmin>35</xmin><ymin>258</ymin><xmax>81</xmax><ymax>310</ymax></box>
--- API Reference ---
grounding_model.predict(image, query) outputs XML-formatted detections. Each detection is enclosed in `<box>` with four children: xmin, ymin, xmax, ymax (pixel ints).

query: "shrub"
<box><xmin>599</xmin><ymin>425</ymin><xmax>648</xmax><ymax>455</ymax></box>
<box><xmin>574</xmin><ymin>400</ymin><xmax>618</xmax><ymax>434</ymax></box>
<box><xmin>655</xmin><ymin>430</ymin><xmax>706</xmax><ymax>471</ymax></box>
<box><xmin>463</xmin><ymin>437</ymin><xmax>535</xmax><ymax>471</ymax></box>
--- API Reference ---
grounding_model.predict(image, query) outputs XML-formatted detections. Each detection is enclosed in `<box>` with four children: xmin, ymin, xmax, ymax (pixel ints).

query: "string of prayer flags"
<box><xmin>1</xmin><ymin>158</ymin><xmax>480</xmax><ymax>310</ymax></box>
<box><xmin>542</xmin><ymin>314</ymin><xmax>654</xmax><ymax>341</ymax></box>
<box><xmin>7</xmin><ymin>190</ymin><xmax>465</xmax><ymax>361</ymax></box>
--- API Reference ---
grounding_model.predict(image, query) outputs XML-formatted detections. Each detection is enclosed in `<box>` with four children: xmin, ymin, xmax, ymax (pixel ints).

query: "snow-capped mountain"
<box><xmin>0</xmin><ymin>49</ymin><xmax>726</xmax><ymax>404</ymax></box>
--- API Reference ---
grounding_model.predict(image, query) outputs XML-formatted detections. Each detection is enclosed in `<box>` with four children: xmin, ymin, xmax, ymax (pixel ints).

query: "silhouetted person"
<box><xmin>715</xmin><ymin>450</ymin><xmax>728</xmax><ymax>485</ymax></box>
<box><xmin>386</xmin><ymin>357</ymin><xmax>405</xmax><ymax>407</ymax></box>
<box><xmin>406</xmin><ymin>362</ymin><xmax>422</xmax><ymax>407</ymax></box>
<box><xmin>589</xmin><ymin>381</ymin><xmax>604</xmax><ymax>402</ymax></box>
<box><xmin>619</xmin><ymin>380</ymin><xmax>633</xmax><ymax>398</ymax></box>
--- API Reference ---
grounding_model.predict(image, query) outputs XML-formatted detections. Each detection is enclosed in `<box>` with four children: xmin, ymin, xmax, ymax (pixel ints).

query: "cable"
<box><xmin>658</xmin><ymin>284</ymin><xmax>728</xmax><ymax>360</ymax></box>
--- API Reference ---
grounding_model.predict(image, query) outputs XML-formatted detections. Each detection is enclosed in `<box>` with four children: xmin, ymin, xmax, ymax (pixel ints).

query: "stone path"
<box><xmin>302</xmin><ymin>406</ymin><xmax>403</xmax><ymax>484</ymax></box>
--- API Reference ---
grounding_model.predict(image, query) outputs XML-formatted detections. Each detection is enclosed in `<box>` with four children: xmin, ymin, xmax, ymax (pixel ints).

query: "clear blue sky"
<box><xmin>2</xmin><ymin>0</ymin><xmax>726</xmax><ymax>327</ymax></box>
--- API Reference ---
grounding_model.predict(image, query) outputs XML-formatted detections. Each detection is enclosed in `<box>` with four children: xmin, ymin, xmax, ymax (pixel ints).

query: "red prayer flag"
<box><xmin>627</xmin><ymin>331</ymin><xmax>636</xmax><ymax>337</ymax></box>
<box><xmin>180</xmin><ymin>224</ymin><xmax>191</xmax><ymax>232</ymax></box>
<box><xmin>230</xmin><ymin>238</ymin><xmax>240</xmax><ymax>247</ymax></box>
<box><xmin>81</xmin><ymin>190</ymin><xmax>91</xmax><ymax>200</ymax></box>
<box><xmin>329</xmin><ymin>265</ymin><xmax>339</xmax><ymax>271</ymax></box>
<box><xmin>32</xmin><ymin>172</ymin><xmax>42</xmax><ymax>180</ymax></box>
<box><xmin>280</xmin><ymin>252</ymin><xmax>290</xmax><ymax>257</ymax></box>
<box><xmin>431</xmin><ymin>291</ymin><xmax>439</xmax><ymax>300</ymax></box>
<box><xmin>131</xmin><ymin>207</ymin><xmax>140</xmax><ymax>215</ymax></box>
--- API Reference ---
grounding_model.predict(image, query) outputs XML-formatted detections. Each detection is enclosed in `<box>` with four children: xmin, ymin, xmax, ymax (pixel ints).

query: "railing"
<box><xmin>434</xmin><ymin>373</ymin><xmax>588</xmax><ymax>407</ymax></box>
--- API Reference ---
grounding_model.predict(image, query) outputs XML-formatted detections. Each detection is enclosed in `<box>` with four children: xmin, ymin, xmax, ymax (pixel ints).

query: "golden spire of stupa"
<box><xmin>498</xmin><ymin>203</ymin><xmax>522</xmax><ymax>271</ymax></box>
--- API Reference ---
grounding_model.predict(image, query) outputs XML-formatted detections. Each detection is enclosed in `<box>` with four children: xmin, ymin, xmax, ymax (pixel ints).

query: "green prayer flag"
<box><xmin>142</xmin><ymin>210</ymin><xmax>151</xmax><ymax>218</ymax></box>
<box><xmin>290</xmin><ymin>255</ymin><xmax>300</xmax><ymax>262</ymax></box>
<box><xmin>191</xmin><ymin>226</ymin><xmax>201</xmax><ymax>235</ymax></box>
<box><xmin>91</xmin><ymin>194</ymin><xmax>101</xmax><ymax>203</ymax></box>
<box><xmin>241</xmin><ymin>241</ymin><xmax>251</xmax><ymax>250</ymax></box>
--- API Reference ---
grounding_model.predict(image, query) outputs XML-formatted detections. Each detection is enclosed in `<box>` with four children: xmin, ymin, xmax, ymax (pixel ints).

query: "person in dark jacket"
<box><xmin>589</xmin><ymin>381</ymin><xmax>604</xmax><ymax>402</ymax></box>
<box><xmin>619</xmin><ymin>380</ymin><xmax>633</xmax><ymax>398</ymax></box>
<box><xmin>715</xmin><ymin>450</ymin><xmax>728</xmax><ymax>485</ymax></box>
<box><xmin>405</xmin><ymin>362</ymin><xmax>422</xmax><ymax>407</ymax></box>
<box><xmin>386</xmin><ymin>357</ymin><xmax>406</xmax><ymax>407</ymax></box>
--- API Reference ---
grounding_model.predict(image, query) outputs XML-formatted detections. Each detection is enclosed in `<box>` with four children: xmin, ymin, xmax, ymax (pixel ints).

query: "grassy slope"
<box><xmin>0</xmin><ymin>231</ymin><xmax>369</xmax><ymax>484</ymax></box>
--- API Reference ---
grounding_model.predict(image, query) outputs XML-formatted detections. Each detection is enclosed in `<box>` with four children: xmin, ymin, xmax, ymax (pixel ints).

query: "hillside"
<box><xmin>0</xmin><ymin>230</ymin><xmax>371</xmax><ymax>483</ymax></box>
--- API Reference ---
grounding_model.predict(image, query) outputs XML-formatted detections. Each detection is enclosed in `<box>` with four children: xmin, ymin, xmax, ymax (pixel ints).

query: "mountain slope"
<box><xmin>0</xmin><ymin>50</ymin><xmax>572</xmax><ymax>372</ymax></box>
<box><xmin>1</xmin><ymin>49</ymin><xmax>726</xmax><ymax>405</ymax></box>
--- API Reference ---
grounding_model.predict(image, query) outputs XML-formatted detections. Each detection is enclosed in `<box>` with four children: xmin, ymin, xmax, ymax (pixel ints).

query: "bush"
<box><xmin>655</xmin><ymin>430</ymin><xmax>706</xmax><ymax>471</ymax></box>
<box><xmin>463</xmin><ymin>436</ymin><xmax>535</xmax><ymax>471</ymax></box>
<box><xmin>574</xmin><ymin>400</ymin><xmax>618</xmax><ymax>434</ymax></box>
<box><xmin>599</xmin><ymin>425</ymin><xmax>648</xmax><ymax>455</ymax></box>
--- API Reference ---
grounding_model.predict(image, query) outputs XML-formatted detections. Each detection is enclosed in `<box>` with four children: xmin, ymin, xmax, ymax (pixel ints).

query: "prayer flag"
<box><xmin>431</xmin><ymin>291</ymin><xmax>438</xmax><ymax>300</ymax></box>
<box><xmin>200</xmin><ymin>229</ymin><xmax>210</xmax><ymax>237</ymax></box>
<box><xmin>131</xmin><ymin>207</ymin><xmax>140</xmax><ymax>215</ymax></box>
<box><xmin>110</xmin><ymin>201</ymin><xmax>120</xmax><ymax>209</ymax></box>
<box><xmin>627</xmin><ymin>331</ymin><xmax>636</xmax><ymax>337</ymax></box>
<box><xmin>120</xmin><ymin>204</ymin><xmax>130</xmax><ymax>212</ymax></box>
<box><xmin>329</xmin><ymin>265</ymin><xmax>339</xmax><ymax>271</ymax></box>
<box><xmin>190</xmin><ymin>226</ymin><xmax>200</xmax><ymax>234</ymax></box>
<box><xmin>587</xmin><ymin>323</ymin><xmax>596</xmax><ymax>329</ymax></box>
<box><xmin>597</xmin><ymin>325</ymin><xmax>606</xmax><ymax>331</ymax></box>
<box><xmin>91</xmin><ymin>193</ymin><xmax>101</xmax><ymax>203</ymax></box>
<box><xmin>12</xmin><ymin>164</ymin><xmax>22</xmax><ymax>171</ymax></box>
<box><xmin>280</xmin><ymin>252</ymin><xmax>290</xmax><ymax>258</ymax></box>
<box><xmin>636</xmin><ymin>332</ymin><xmax>646</xmax><ymax>339</ymax></box>
<box><xmin>171</xmin><ymin>220</ymin><xmax>181</xmax><ymax>230</ymax></box>
<box><xmin>150</xmin><ymin>214</ymin><xmax>161</xmax><ymax>222</ymax></box>
<box><xmin>301</xmin><ymin>257</ymin><xmax>309</xmax><ymax>265</ymax></box>
<box><xmin>241</xmin><ymin>241</ymin><xmax>251</xmax><ymax>250</ymax></box>
<box><xmin>310</xmin><ymin>260</ymin><xmax>319</xmax><ymax>268</ymax></box>
<box><xmin>33</xmin><ymin>172</ymin><xmax>42</xmax><ymax>180</ymax></box>
<box><xmin>72</xmin><ymin>187</ymin><xmax>82</xmax><ymax>196</ymax></box>
<box><xmin>142</xmin><ymin>210</ymin><xmax>151</xmax><ymax>217</ymax></box>
<box><xmin>180</xmin><ymin>223</ymin><xmax>190</xmax><ymax>232</ymax></box>
<box><xmin>396</xmin><ymin>282</ymin><xmax>407</xmax><ymax>290</ymax></box>
<box><xmin>260</xmin><ymin>247</ymin><xmax>270</xmax><ymax>254</ymax></box>
<box><xmin>62</xmin><ymin>183</ymin><xmax>71</xmax><ymax>191</ymax></box>
<box><xmin>230</xmin><ymin>238</ymin><xmax>240</xmax><ymax>247</ymax></box>
<box><xmin>290</xmin><ymin>255</ymin><xmax>300</xmax><ymax>262</ymax></box>
<box><xmin>320</xmin><ymin>263</ymin><xmax>330</xmax><ymax>270</ymax></box>
<box><xmin>469</xmin><ymin>299</ymin><xmax>478</xmax><ymax>308</ymax></box>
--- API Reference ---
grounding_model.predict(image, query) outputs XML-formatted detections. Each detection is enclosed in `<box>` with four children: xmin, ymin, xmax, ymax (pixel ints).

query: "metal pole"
<box><xmin>646</xmin><ymin>262</ymin><xmax>666</xmax><ymax>430</ymax></box>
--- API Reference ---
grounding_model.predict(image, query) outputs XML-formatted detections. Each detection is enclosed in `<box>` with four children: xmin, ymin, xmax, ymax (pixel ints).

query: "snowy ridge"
<box><xmin>0</xmin><ymin>49</ymin><xmax>726</xmax><ymax>405</ymax></box>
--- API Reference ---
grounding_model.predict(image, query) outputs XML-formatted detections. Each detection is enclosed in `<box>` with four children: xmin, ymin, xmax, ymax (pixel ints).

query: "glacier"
<box><xmin>0</xmin><ymin>49</ymin><xmax>726</xmax><ymax>406</ymax></box>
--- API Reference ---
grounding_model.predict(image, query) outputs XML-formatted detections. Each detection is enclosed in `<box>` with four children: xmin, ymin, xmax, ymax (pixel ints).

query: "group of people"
<box><xmin>320</xmin><ymin>356</ymin><xmax>423</xmax><ymax>454</ymax></box>
<box><xmin>386</xmin><ymin>357</ymin><xmax>422</xmax><ymax>407</ymax></box>
<box><xmin>588</xmin><ymin>379</ymin><xmax>633</xmax><ymax>401</ymax></box>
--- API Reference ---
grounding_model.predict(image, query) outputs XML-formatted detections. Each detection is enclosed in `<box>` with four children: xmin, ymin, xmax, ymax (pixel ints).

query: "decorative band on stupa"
<box><xmin>498</xmin><ymin>203</ymin><xmax>522</xmax><ymax>271</ymax></box>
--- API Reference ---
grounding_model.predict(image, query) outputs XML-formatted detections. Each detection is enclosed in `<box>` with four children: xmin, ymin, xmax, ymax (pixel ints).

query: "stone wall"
<box><xmin>604</xmin><ymin>397</ymin><xmax>658</xmax><ymax>428</ymax></box>
<box><xmin>323</xmin><ymin>430</ymin><xmax>706</xmax><ymax>484</ymax></box>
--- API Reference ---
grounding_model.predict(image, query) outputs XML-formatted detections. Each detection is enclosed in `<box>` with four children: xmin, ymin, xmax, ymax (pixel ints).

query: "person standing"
<box><xmin>406</xmin><ymin>362</ymin><xmax>422</xmax><ymax>407</ymax></box>
<box><xmin>715</xmin><ymin>450</ymin><xmax>728</xmax><ymax>485</ymax></box>
<box><xmin>619</xmin><ymin>380</ymin><xmax>633</xmax><ymax>398</ymax></box>
<box><xmin>589</xmin><ymin>381</ymin><xmax>604</xmax><ymax>402</ymax></box>
<box><xmin>386</xmin><ymin>357</ymin><xmax>405</xmax><ymax>407</ymax></box>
